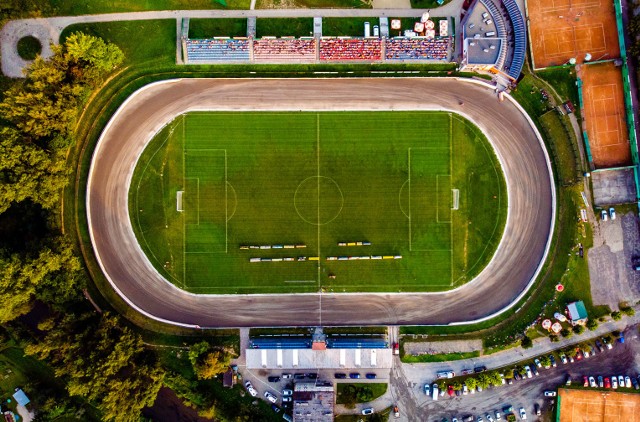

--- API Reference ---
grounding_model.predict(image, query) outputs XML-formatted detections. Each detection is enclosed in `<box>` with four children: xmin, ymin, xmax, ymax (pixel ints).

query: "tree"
<box><xmin>586</xmin><ymin>319</ymin><xmax>599</xmax><ymax>331</ymax></box>
<box><xmin>621</xmin><ymin>307</ymin><xmax>635</xmax><ymax>316</ymax></box>
<box><xmin>487</xmin><ymin>371</ymin><xmax>503</xmax><ymax>387</ymax></box>
<box><xmin>464</xmin><ymin>377</ymin><xmax>477</xmax><ymax>391</ymax></box>
<box><xmin>521</xmin><ymin>335</ymin><xmax>533</xmax><ymax>349</ymax></box>
<box><xmin>517</xmin><ymin>365</ymin><xmax>527</xmax><ymax>376</ymax></box>
<box><xmin>188</xmin><ymin>341</ymin><xmax>231</xmax><ymax>380</ymax></box>
<box><xmin>549</xmin><ymin>334</ymin><xmax>559</xmax><ymax>342</ymax></box>
<box><xmin>565</xmin><ymin>348</ymin><xmax>577</xmax><ymax>358</ymax></box>
<box><xmin>26</xmin><ymin>312</ymin><xmax>164</xmax><ymax>421</ymax></box>
<box><xmin>477</xmin><ymin>373</ymin><xmax>491</xmax><ymax>389</ymax></box>
<box><xmin>611</xmin><ymin>311</ymin><xmax>622</xmax><ymax>320</ymax></box>
<box><xmin>539</xmin><ymin>355</ymin><xmax>551</xmax><ymax>368</ymax></box>
<box><xmin>560</xmin><ymin>328</ymin><xmax>573</xmax><ymax>338</ymax></box>
<box><xmin>452</xmin><ymin>381</ymin><xmax>462</xmax><ymax>391</ymax></box>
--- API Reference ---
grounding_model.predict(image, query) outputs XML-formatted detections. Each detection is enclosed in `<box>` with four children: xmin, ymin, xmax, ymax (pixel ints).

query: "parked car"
<box><xmin>609</xmin><ymin>207</ymin><xmax>616</xmax><ymax>220</ymax></box>
<box><xmin>612</xmin><ymin>377</ymin><xmax>618</xmax><ymax>389</ymax></box>
<box><xmin>619</xmin><ymin>333</ymin><xmax>625</xmax><ymax>343</ymax></box>
<box><xmin>245</xmin><ymin>381</ymin><xmax>258</xmax><ymax>397</ymax></box>
<box><xmin>335</xmin><ymin>373</ymin><xmax>346</xmax><ymax>379</ymax></box>
<box><xmin>544</xmin><ymin>391</ymin><xmax>557</xmax><ymax>397</ymax></box>
<box><xmin>264</xmin><ymin>391</ymin><xmax>278</xmax><ymax>403</ymax></box>
<box><xmin>477</xmin><ymin>384</ymin><xmax>483</xmax><ymax>392</ymax></box>
<box><xmin>294</xmin><ymin>373</ymin><xmax>305</xmax><ymax>380</ymax></box>
<box><xmin>424</xmin><ymin>383</ymin><xmax>430</xmax><ymax>396</ymax></box>
<box><xmin>455</xmin><ymin>389</ymin><xmax>462</xmax><ymax>397</ymax></box>
<box><xmin>531</xmin><ymin>365</ymin><xmax>539</xmax><ymax>376</ymax></box>
<box><xmin>486</xmin><ymin>414</ymin><xmax>494</xmax><ymax>422</ymax></box>
<box><xmin>602</xmin><ymin>337</ymin><xmax>613</xmax><ymax>349</ymax></box>
<box><xmin>461</xmin><ymin>368</ymin><xmax>474</xmax><ymax>375</ymax></box>
<box><xmin>559</xmin><ymin>353</ymin><xmax>568</xmax><ymax>364</ymax></box>
<box><xmin>306</xmin><ymin>373</ymin><xmax>317</xmax><ymax>379</ymax></box>
<box><xmin>282</xmin><ymin>396</ymin><xmax>292</xmax><ymax>403</ymax></box>
<box><xmin>503</xmin><ymin>406</ymin><xmax>514</xmax><ymax>414</ymax></box>
<box><xmin>534</xmin><ymin>358</ymin><xmax>542</xmax><ymax>368</ymax></box>
<box><xmin>361</xmin><ymin>408</ymin><xmax>374</xmax><ymax>415</ymax></box>
<box><xmin>448</xmin><ymin>385</ymin><xmax>455</xmax><ymax>397</ymax></box>
<box><xmin>519</xmin><ymin>408</ymin><xmax>527</xmax><ymax>420</ymax></box>
<box><xmin>583</xmin><ymin>376</ymin><xmax>589</xmax><ymax>387</ymax></box>
<box><xmin>349</xmin><ymin>373</ymin><xmax>360</xmax><ymax>379</ymax></box>
<box><xmin>268</xmin><ymin>376</ymin><xmax>281</xmax><ymax>383</ymax></box>
<box><xmin>598</xmin><ymin>376</ymin><xmax>604</xmax><ymax>388</ymax></box>
<box><xmin>618</xmin><ymin>375</ymin><xmax>625</xmax><ymax>387</ymax></box>
<box><xmin>366</xmin><ymin>373</ymin><xmax>377</xmax><ymax>379</ymax></box>
<box><xmin>568</xmin><ymin>354</ymin><xmax>575</xmax><ymax>363</ymax></box>
<box><xmin>282</xmin><ymin>373</ymin><xmax>292</xmax><ymax>379</ymax></box>
<box><xmin>549</xmin><ymin>355</ymin><xmax>557</xmax><ymax>367</ymax></box>
<box><xmin>625</xmin><ymin>376</ymin><xmax>632</xmax><ymax>388</ymax></box>
<box><xmin>632</xmin><ymin>377</ymin><xmax>639</xmax><ymax>390</ymax></box>
<box><xmin>282</xmin><ymin>389</ymin><xmax>293</xmax><ymax>396</ymax></box>
<box><xmin>271</xmin><ymin>404</ymin><xmax>281</xmax><ymax>413</ymax></box>
<box><xmin>477</xmin><ymin>417</ymin><xmax>483</xmax><ymax>422</ymax></box>
<box><xmin>604</xmin><ymin>377</ymin><xmax>611</xmax><ymax>389</ymax></box>
<box><xmin>589</xmin><ymin>376</ymin><xmax>597</xmax><ymax>388</ymax></box>
<box><xmin>565</xmin><ymin>374</ymin><xmax>572</xmax><ymax>386</ymax></box>
<box><xmin>513</xmin><ymin>370</ymin><xmax>521</xmax><ymax>380</ymax></box>
<box><xmin>534</xmin><ymin>404</ymin><xmax>541</xmax><ymax>416</ymax></box>
<box><xmin>495</xmin><ymin>411</ymin><xmax>501</xmax><ymax>420</ymax></box>
<box><xmin>595</xmin><ymin>340</ymin><xmax>604</xmax><ymax>352</ymax></box>
<box><xmin>525</xmin><ymin>366</ymin><xmax>533</xmax><ymax>379</ymax></box>
<box><xmin>583</xmin><ymin>349</ymin><xmax>590</xmax><ymax>359</ymax></box>
<box><xmin>475</xmin><ymin>366</ymin><xmax>487</xmax><ymax>373</ymax></box>
<box><xmin>462</xmin><ymin>385</ymin><xmax>468</xmax><ymax>395</ymax></box>
<box><xmin>601</xmin><ymin>209</ymin><xmax>608</xmax><ymax>221</ymax></box>
<box><xmin>394</xmin><ymin>405</ymin><xmax>400</xmax><ymax>418</ymax></box>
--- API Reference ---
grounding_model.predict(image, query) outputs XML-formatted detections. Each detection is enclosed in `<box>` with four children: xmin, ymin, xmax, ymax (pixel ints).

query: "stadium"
<box><xmin>86</xmin><ymin>77</ymin><xmax>555</xmax><ymax>328</ymax></box>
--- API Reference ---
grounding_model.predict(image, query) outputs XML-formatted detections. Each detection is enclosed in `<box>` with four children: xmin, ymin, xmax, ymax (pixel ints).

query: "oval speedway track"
<box><xmin>86</xmin><ymin>78</ymin><xmax>554</xmax><ymax>328</ymax></box>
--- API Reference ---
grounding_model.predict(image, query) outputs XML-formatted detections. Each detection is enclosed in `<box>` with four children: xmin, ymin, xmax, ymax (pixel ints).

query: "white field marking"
<box><xmin>449</xmin><ymin>112</ymin><xmax>453</xmax><ymax>286</ymax></box>
<box><xmin>183</xmin><ymin>178</ymin><xmax>200</xmax><ymax>225</ymax></box>
<box><xmin>284</xmin><ymin>280</ymin><xmax>317</xmax><ymax>283</ymax></box>
<box><xmin>316</xmin><ymin>113</ymin><xmax>322</xmax><ymax>326</ymax></box>
<box><xmin>182</xmin><ymin>114</ymin><xmax>187</xmax><ymax>289</ymax></box>
<box><xmin>408</xmin><ymin>148</ymin><xmax>412</xmax><ymax>251</ymax></box>
<box><xmin>225</xmin><ymin>149</ymin><xmax>228</xmax><ymax>253</ymax></box>
<box><xmin>435</xmin><ymin>175</ymin><xmax>453</xmax><ymax>224</ymax></box>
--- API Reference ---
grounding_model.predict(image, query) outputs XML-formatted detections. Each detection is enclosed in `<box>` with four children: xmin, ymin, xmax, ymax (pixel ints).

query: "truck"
<box><xmin>432</xmin><ymin>383</ymin><xmax>439</xmax><ymax>401</ymax></box>
<box><xmin>393</xmin><ymin>342</ymin><xmax>400</xmax><ymax>355</ymax></box>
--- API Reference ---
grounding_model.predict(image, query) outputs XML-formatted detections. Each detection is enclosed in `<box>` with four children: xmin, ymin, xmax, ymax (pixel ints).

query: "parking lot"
<box><xmin>389</xmin><ymin>325</ymin><xmax>640</xmax><ymax>421</ymax></box>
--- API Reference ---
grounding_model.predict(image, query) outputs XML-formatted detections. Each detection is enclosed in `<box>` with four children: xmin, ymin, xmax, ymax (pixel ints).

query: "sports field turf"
<box><xmin>130</xmin><ymin>112</ymin><xmax>506</xmax><ymax>294</ymax></box>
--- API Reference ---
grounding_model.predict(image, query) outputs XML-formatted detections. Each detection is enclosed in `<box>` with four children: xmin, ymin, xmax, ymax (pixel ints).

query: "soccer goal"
<box><xmin>176</xmin><ymin>191</ymin><xmax>184</xmax><ymax>212</ymax></box>
<box><xmin>452</xmin><ymin>189</ymin><xmax>459</xmax><ymax>210</ymax></box>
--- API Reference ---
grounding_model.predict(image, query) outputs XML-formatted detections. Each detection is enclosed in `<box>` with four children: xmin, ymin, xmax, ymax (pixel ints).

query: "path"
<box><xmin>1</xmin><ymin>6</ymin><xmax>455</xmax><ymax>78</ymax></box>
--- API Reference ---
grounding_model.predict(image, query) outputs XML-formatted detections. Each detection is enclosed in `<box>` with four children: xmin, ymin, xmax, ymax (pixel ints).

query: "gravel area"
<box><xmin>404</xmin><ymin>339</ymin><xmax>483</xmax><ymax>355</ymax></box>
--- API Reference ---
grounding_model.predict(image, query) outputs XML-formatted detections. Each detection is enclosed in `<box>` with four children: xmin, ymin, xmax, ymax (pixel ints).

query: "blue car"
<box><xmin>366</xmin><ymin>373</ymin><xmax>377</xmax><ymax>379</ymax></box>
<box><xmin>619</xmin><ymin>333</ymin><xmax>625</xmax><ymax>343</ymax></box>
<box><xmin>349</xmin><ymin>373</ymin><xmax>361</xmax><ymax>379</ymax></box>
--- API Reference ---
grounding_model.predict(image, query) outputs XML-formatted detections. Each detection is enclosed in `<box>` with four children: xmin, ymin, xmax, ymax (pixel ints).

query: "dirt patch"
<box><xmin>579</xmin><ymin>62</ymin><xmax>631</xmax><ymax>168</ymax></box>
<box><xmin>142</xmin><ymin>387</ymin><xmax>210</xmax><ymax>422</ymax></box>
<box><xmin>528</xmin><ymin>0</ymin><xmax>620</xmax><ymax>69</ymax></box>
<box><xmin>558</xmin><ymin>388</ymin><xmax>640</xmax><ymax>422</ymax></box>
<box><xmin>404</xmin><ymin>339</ymin><xmax>482</xmax><ymax>355</ymax></box>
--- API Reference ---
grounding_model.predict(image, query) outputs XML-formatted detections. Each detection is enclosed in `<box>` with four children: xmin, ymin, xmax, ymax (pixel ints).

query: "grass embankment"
<box><xmin>335</xmin><ymin>408</ymin><xmax>392</xmax><ymax>422</ymax></box>
<box><xmin>257</xmin><ymin>0</ymin><xmax>370</xmax><ymax>8</ymax></box>
<box><xmin>324</xmin><ymin>326</ymin><xmax>387</xmax><ymax>335</ymax></box>
<box><xmin>322</xmin><ymin>18</ymin><xmax>378</xmax><ymax>36</ymax></box>
<box><xmin>188</xmin><ymin>18</ymin><xmax>248</xmax><ymax>38</ymax></box>
<box><xmin>336</xmin><ymin>383</ymin><xmax>388</xmax><ymax>405</ymax></box>
<box><xmin>17</xmin><ymin>36</ymin><xmax>41</xmax><ymax>60</ymax></box>
<box><xmin>409</xmin><ymin>0</ymin><xmax>453</xmax><ymax>8</ymax></box>
<box><xmin>256</xmin><ymin>18</ymin><xmax>314</xmax><ymax>37</ymax></box>
<box><xmin>249</xmin><ymin>327</ymin><xmax>312</xmax><ymax>336</ymax></box>
<box><xmin>402</xmin><ymin>350</ymin><xmax>480</xmax><ymax>363</ymax></box>
<box><xmin>51</xmin><ymin>0</ymin><xmax>250</xmax><ymax>14</ymax></box>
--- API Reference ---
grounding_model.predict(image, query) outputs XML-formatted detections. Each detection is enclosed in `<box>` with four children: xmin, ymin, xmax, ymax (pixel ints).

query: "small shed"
<box><xmin>12</xmin><ymin>388</ymin><xmax>30</xmax><ymax>406</ymax></box>
<box><xmin>222</xmin><ymin>368</ymin><xmax>234</xmax><ymax>388</ymax></box>
<box><xmin>567</xmin><ymin>301</ymin><xmax>588</xmax><ymax>325</ymax></box>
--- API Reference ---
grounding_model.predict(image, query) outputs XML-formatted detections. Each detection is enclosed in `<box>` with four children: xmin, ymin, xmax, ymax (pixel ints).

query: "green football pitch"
<box><xmin>130</xmin><ymin>111</ymin><xmax>506</xmax><ymax>294</ymax></box>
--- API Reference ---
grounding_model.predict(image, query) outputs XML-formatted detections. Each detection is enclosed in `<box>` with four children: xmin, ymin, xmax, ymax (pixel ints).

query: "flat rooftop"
<box><xmin>246</xmin><ymin>348</ymin><xmax>393</xmax><ymax>369</ymax></box>
<box><xmin>465</xmin><ymin>37</ymin><xmax>501</xmax><ymax>65</ymax></box>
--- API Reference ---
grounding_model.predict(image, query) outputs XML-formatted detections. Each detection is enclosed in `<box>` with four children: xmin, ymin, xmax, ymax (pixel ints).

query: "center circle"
<box><xmin>294</xmin><ymin>176</ymin><xmax>344</xmax><ymax>226</ymax></box>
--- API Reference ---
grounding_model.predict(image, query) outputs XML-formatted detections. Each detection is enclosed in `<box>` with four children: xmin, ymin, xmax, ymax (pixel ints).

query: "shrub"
<box><xmin>521</xmin><ymin>336</ymin><xmax>533</xmax><ymax>349</ymax></box>
<box><xmin>611</xmin><ymin>311</ymin><xmax>622</xmax><ymax>321</ymax></box>
<box><xmin>572</xmin><ymin>325</ymin><xmax>585</xmax><ymax>335</ymax></box>
<box><xmin>550</xmin><ymin>334</ymin><xmax>560</xmax><ymax>342</ymax></box>
<box><xmin>621</xmin><ymin>307</ymin><xmax>635</xmax><ymax>316</ymax></box>
<box><xmin>560</xmin><ymin>328</ymin><xmax>573</xmax><ymax>338</ymax></box>
<box><xmin>586</xmin><ymin>319</ymin><xmax>598</xmax><ymax>331</ymax></box>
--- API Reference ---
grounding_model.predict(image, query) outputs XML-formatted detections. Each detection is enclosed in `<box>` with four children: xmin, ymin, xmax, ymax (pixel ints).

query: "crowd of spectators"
<box><xmin>319</xmin><ymin>38</ymin><xmax>382</xmax><ymax>61</ymax></box>
<box><xmin>385</xmin><ymin>37</ymin><xmax>450</xmax><ymax>60</ymax></box>
<box><xmin>186</xmin><ymin>39</ymin><xmax>250</xmax><ymax>62</ymax></box>
<box><xmin>253</xmin><ymin>38</ymin><xmax>316</xmax><ymax>61</ymax></box>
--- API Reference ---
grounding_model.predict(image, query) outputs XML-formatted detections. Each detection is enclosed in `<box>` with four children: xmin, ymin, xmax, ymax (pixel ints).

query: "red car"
<box><xmin>447</xmin><ymin>385</ymin><xmax>455</xmax><ymax>397</ymax></box>
<box><xmin>583</xmin><ymin>376</ymin><xmax>589</xmax><ymax>387</ymax></box>
<box><xmin>604</xmin><ymin>377</ymin><xmax>611</xmax><ymax>389</ymax></box>
<box><xmin>575</xmin><ymin>350</ymin><xmax>583</xmax><ymax>360</ymax></box>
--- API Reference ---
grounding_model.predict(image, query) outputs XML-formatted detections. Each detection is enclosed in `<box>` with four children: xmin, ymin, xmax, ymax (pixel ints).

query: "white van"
<box><xmin>486</xmin><ymin>31</ymin><xmax>496</xmax><ymax>37</ymax></box>
<box><xmin>432</xmin><ymin>383</ymin><xmax>439</xmax><ymax>400</ymax></box>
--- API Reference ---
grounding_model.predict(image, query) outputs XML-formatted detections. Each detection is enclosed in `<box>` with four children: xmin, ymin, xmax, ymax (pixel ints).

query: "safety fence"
<box><xmin>575</xmin><ymin>77</ymin><xmax>594</xmax><ymax>168</ymax></box>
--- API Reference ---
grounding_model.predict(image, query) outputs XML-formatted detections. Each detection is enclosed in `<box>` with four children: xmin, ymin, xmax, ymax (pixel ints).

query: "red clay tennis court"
<box><xmin>579</xmin><ymin>62</ymin><xmax>630</xmax><ymax>168</ymax></box>
<box><xmin>557</xmin><ymin>388</ymin><xmax>640</xmax><ymax>422</ymax></box>
<box><xmin>527</xmin><ymin>0</ymin><xmax>620</xmax><ymax>69</ymax></box>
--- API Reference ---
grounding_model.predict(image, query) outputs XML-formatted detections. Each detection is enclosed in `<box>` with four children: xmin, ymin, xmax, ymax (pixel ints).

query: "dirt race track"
<box><xmin>86</xmin><ymin>78</ymin><xmax>555</xmax><ymax>328</ymax></box>
<box><xmin>527</xmin><ymin>0</ymin><xmax>620</xmax><ymax>69</ymax></box>
<box><xmin>558</xmin><ymin>388</ymin><xmax>640</xmax><ymax>422</ymax></box>
<box><xmin>579</xmin><ymin>62</ymin><xmax>631</xmax><ymax>168</ymax></box>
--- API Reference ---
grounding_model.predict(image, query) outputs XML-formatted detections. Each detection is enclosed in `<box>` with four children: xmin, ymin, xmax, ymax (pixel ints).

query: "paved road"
<box><xmin>86</xmin><ymin>77</ymin><xmax>554</xmax><ymax>328</ymax></box>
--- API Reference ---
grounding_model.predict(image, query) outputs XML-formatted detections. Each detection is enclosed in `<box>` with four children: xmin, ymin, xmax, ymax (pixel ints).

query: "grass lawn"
<box><xmin>536</xmin><ymin>67</ymin><xmax>580</xmax><ymax>111</ymax></box>
<box><xmin>61</xmin><ymin>20</ymin><xmax>177</xmax><ymax>66</ymax></box>
<box><xmin>188</xmin><ymin>18</ymin><xmax>248</xmax><ymax>38</ymax></box>
<box><xmin>409</xmin><ymin>0</ymin><xmax>453</xmax><ymax>9</ymax></box>
<box><xmin>50</xmin><ymin>0</ymin><xmax>250</xmax><ymax>14</ymax></box>
<box><xmin>321</xmin><ymin>18</ymin><xmax>378</xmax><ymax>36</ymax></box>
<box><xmin>256</xmin><ymin>18</ymin><xmax>314</xmax><ymax>37</ymax></box>
<box><xmin>539</xmin><ymin>111</ymin><xmax>579</xmax><ymax>185</ymax></box>
<box><xmin>17</xmin><ymin>36</ymin><xmax>41</xmax><ymax>60</ymax></box>
<box><xmin>336</xmin><ymin>383</ymin><xmax>387</xmax><ymax>405</ymax></box>
<box><xmin>257</xmin><ymin>0</ymin><xmax>370</xmax><ymax>8</ymax></box>
<box><xmin>129</xmin><ymin>111</ymin><xmax>506</xmax><ymax>294</ymax></box>
<box><xmin>401</xmin><ymin>350</ymin><xmax>480</xmax><ymax>363</ymax></box>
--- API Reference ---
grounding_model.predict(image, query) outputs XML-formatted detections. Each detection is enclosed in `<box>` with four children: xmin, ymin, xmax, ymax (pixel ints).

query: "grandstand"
<box><xmin>319</xmin><ymin>38</ymin><xmax>382</xmax><ymax>61</ymax></box>
<box><xmin>253</xmin><ymin>38</ymin><xmax>316</xmax><ymax>62</ymax></box>
<box><xmin>326</xmin><ymin>337</ymin><xmax>388</xmax><ymax>349</ymax></box>
<box><xmin>250</xmin><ymin>337</ymin><xmax>312</xmax><ymax>349</ymax></box>
<box><xmin>478</xmin><ymin>0</ymin><xmax>508</xmax><ymax>70</ymax></box>
<box><xmin>185</xmin><ymin>38</ymin><xmax>250</xmax><ymax>62</ymax></box>
<box><xmin>502</xmin><ymin>0</ymin><xmax>526</xmax><ymax>80</ymax></box>
<box><xmin>385</xmin><ymin>37</ymin><xmax>450</xmax><ymax>61</ymax></box>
